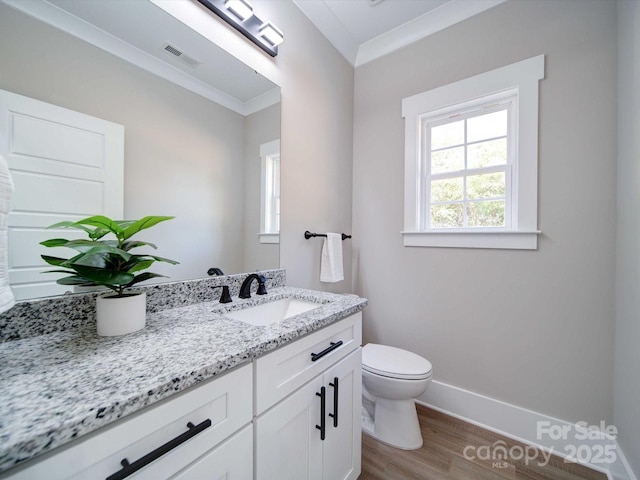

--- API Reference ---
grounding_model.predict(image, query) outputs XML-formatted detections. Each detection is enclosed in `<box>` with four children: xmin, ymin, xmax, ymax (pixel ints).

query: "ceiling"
<box><xmin>293</xmin><ymin>0</ymin><xmax>507</xmax><ymax>67</ymax></box>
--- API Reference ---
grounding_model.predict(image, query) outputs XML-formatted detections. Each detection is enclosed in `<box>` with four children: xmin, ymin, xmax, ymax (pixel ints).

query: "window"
<box><xmin>260</xmin><ymin>139</ymin><xmax>280</xmax><ymax>244</ymax></box>
<box><xmin>425</xmin><ymin>95</ymin><xmax>515</xmax><ymax>230</ymax></box>
<box><xmin>402</xmin><ymin>55</ymin><xmax>544</xmax><ymax>249</ymax></box>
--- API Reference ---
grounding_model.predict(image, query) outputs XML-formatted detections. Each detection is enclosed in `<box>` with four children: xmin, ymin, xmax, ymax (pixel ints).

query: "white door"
<box><xmin>0</xmin><ymin>89</ymin><xmax>124</xmax><ymax>300</ymax></box>
<box><xmin>255</xmin><ymin>376</ymin><xmax>324</xmax><ymax>480</ymax></box>
<box><xmin>322</xmin><ymin>349</ymin><xmax>362</xmax><ymax>480</ymax></box>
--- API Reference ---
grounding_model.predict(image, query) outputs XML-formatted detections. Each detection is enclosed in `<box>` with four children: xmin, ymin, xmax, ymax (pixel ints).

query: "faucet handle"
<box><xmin>257</xmin><ymin>280</ymin><xmax>267</xmax><ymax>295</ymax></box>
<box><xmin>219</xmin><ymin>285</ymin><xmax>232</xmax><ymax>303</ymax></box>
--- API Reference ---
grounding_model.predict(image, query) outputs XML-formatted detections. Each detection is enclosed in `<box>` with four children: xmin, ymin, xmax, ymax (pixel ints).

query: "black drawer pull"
<box><xmin>311</xmin><ymin>340</ymin><xmax>343</xmax><ymax>362</ymax></box>
<box><xmin>106</xmin><ymin>419</ymin><xmax>212</xmax><ymax>480</ymax></box>
<box><xmin>315</xmin><ymin>386</ymin><xmax>326</xmax><ymax>441</ymax></box>
<box><xmin>329</xmin><ymin>376</ymin><xmax>339</xmax><ymax>428</ymax></box>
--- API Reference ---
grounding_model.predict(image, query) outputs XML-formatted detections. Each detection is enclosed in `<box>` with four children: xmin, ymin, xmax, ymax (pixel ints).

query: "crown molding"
<box><xmin>356</xmin><ymin>0</ymin><xmax>507</xmax><ymax>67</ymax></box>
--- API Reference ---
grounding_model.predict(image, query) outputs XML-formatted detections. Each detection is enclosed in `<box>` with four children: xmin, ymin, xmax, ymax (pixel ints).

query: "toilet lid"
<box><xmin>362</xmin><ymin>343</ymin><xmax>432</xmax><ymax>380</ymax></box>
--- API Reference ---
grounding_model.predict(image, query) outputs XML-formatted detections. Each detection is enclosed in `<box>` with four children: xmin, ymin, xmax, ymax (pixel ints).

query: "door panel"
<box><xmin>0</xmin><ymin>88</ymin><xmax>124</xmax><ymax>299</ymax></box>
<box><xmin>323</xmin><ymin>349</ymin><xmax>362</xmax><ymax>480</ymax></box>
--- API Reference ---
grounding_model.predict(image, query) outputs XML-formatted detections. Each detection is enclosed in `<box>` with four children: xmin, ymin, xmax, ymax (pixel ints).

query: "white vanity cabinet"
<box><xmin>1</xmin><ymin>364</ymin><xmax>253</xmax><ymax>480</ymax></box>
<box><xmin>254</xmin><ymin>312</ymin><xmax>362</xmax><ymax>480</ymax></box>
<box><xmin>0</xmin><ymin>310</ymin><xmax>364</xmax><ymax>480</ymax></box>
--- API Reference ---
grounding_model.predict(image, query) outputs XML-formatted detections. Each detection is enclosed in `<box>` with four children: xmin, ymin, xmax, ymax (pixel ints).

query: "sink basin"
<box><xmin>224</xmin><ymin>298</ymin><xmax>322</xmax><ymax>326</ymax></box>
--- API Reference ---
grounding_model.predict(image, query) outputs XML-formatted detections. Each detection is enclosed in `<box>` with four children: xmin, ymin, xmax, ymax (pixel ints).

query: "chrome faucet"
<box><xmin>239</xmin><ymin>274</ymin><xmax>267</xmax><ymax>299</ymax></box>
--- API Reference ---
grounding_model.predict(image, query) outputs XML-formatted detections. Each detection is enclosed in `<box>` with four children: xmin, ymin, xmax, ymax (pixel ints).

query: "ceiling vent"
<box><xmin>160</xmin><ymin>43</ymin><xmax>202</xmax><ymax>68</ymax></box>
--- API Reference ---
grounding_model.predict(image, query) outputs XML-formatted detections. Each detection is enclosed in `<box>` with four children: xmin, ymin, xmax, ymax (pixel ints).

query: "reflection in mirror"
<box><xmin>259</xmin><ymin>139</ymin><xmax>281</xmax><ymax>245</ymax></box>
<box><xmin>0</xmin><ymin>0</ymin><xmax>281</xmax><ymax>300</ymax></box>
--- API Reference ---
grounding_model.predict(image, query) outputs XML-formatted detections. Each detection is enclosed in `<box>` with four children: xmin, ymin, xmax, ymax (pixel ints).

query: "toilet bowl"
<box><xmin>361</xmin><ymin>343</ymin><xmax>432</xmax><ymax>450</ymax></box>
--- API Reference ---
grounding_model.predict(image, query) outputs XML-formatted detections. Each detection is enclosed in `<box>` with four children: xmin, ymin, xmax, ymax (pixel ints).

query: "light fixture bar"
<box><xmin>197</xmin><ymin>0</ymin><xmax>282</xmax><ymax>57</ymax></box>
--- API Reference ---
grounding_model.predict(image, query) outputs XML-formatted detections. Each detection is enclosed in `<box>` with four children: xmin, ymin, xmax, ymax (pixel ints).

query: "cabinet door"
<box><xmin>255</xmin><ymin>376</ymin><xmax>324</xmax><ymax>480</ymax></box>
<box><xmin>322</xmin><ymin>349</ymin><xmax>362</xmax><ymax>480</ymax></box>
<box><xmin>168</xmin><ymin>425</ymin><xmax>252</xmax><ymax>480</ymax></box>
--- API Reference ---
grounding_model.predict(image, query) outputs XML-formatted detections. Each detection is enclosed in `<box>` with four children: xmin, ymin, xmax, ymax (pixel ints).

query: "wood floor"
<box><xmin>359</xmin><ymin>405</ymin><xmax>607</xmax><ymax>480</ymax></box>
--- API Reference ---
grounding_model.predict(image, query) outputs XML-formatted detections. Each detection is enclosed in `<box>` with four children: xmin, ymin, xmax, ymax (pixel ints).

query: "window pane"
<box><xmin>431</xmin><ymin>146</ymin><xmax>464</xmax><ymax>174</ymax></box>
<box><xmin>431</xmin><ymin>177</ymin><xmax>463</xmax><ymax>202</ymax></box>
<box><xmin>467</xmin><ymin>200</ymin><xmax>505</xmax><ymax>227</ymax></box>
<box><xmin>431</xmin><ymin>120</ymin><xmax>464</xmax><ymax>150</ymax></box>
<box><xmin>431</xmin><ymin>203</ymin><xmax>463</xmax><ymax>228</ymax></box>
<box><xmin>467</xmin><ymin>109</ymin><xmax>507</xmax><ymax>143</ymax></box>
<box><xmin>467</xmin><ymin>172</ymin><xmax>505</xmax><ymax>199</ymax></box>
<box><xmin>467</xmin><ymin>138</ymin><xmax>507</xmax><ymax>168</ymax></box>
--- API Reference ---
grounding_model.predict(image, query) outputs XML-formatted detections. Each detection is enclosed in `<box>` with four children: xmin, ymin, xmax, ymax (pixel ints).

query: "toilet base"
<box><xmin>361</xmin><ymin>397</ymin><xmax>423</xmax><ymax>450</ymax></box>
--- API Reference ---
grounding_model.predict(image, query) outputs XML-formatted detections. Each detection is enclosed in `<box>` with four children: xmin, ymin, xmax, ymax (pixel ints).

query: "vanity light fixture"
<box><xmin>259</xmin><ymin>22</ymin><xmax>284</xmax><ymax>47</ymax></box>
<box><xmin>197</xmin><ymin>0</ymin><xmax>284</xmax><ymax>57</ymax></box>
<box><xmin>225</xmin><ymin>0</ymin><xmax>253</xmax><ymax>21</ymax></box>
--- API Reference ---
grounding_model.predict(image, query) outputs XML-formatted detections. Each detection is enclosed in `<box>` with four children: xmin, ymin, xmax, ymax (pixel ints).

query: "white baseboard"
<box><xmin>417</xmin><ymin>380</ymin><xmax>637</xmax><ymax>480</ymax></box>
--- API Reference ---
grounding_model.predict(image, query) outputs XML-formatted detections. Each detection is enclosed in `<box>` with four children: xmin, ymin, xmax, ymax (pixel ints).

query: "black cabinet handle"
<box><xmin>328</xmin><ymin>376</ymin><xmax>339</xmax><ymax>428</ymax></box>
<box><xmin>315</xmin><ymin>386</ymin><xmax>326</xmax><ymax>441</ymax></box>
<box><xmin>106</xmin><ymin>419</ymin><xmax>212</xmax><ymax>480</ymax></box>
<box><xmin>311</xmin><ymin>340</ymin><xmax>343</xmax><ymax>362</ymax></box>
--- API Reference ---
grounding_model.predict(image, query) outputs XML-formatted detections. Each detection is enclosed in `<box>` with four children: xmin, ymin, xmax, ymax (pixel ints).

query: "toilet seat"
<box><xmin>362</xmin><ymin>344</ymin><xmax>432</xmax><ymax>380</ymax></box>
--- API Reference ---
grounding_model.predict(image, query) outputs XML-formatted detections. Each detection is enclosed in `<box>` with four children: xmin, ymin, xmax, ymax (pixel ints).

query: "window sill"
<box><xmin>259</xmin><ymin>233</ymin><xmax>279</xmax><ymax>244</ymax></box>
<box><xmin>402</xmin><ymin>230</ymin><xmax>540</xmax><ymax>250</ymax></box>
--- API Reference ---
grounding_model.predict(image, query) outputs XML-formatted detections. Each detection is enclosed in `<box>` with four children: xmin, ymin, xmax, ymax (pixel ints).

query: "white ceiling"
<box><xmin>293</xmin><ymin>0</ymin><xmax>507</xmax><ymax>67</ymax></box>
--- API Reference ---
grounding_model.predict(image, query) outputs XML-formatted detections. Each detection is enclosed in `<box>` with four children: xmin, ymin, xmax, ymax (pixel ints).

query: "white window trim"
<box><xmin>259</xmin><ymin>139</ymin><xmax>280</xmax><ymax>244</ymax></box>
<box><xmin>402</xmin><ymin>55</ymin><xmax>544</xmax><ymax>250</ymax></box>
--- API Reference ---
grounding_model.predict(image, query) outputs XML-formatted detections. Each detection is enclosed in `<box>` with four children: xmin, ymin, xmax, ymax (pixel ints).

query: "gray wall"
<box><xmin>353</xmin><ymin>0</ymin><xmax>617</xmax><ymax>425</ymax></box>
<box><xmin>615</xmin><ymin>0</ymin><xmax>640</xmax><ymax>473</ymax></box>
<box><xmin>264</xmin><ymin>2</ymin><xmax>355</xmax><ymax>293</ymax></box>
<box><xmin>243</xmin><ymin>103</ymin><xmax>280</xmax><ymax>272</ymax></box>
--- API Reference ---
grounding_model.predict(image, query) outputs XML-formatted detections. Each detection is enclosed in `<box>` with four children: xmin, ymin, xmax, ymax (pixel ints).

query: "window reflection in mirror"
<box><xmin>260</xmin><ymin>139</ymin><xmax>280</xmax><ymax>244</ymax></box>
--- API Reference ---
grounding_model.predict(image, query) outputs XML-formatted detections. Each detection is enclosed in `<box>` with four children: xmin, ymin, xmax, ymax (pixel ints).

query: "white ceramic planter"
<box><xmin>96</xmin><ymin>291</ymin><xmax>146</xmax><ymax>336</ymax></box>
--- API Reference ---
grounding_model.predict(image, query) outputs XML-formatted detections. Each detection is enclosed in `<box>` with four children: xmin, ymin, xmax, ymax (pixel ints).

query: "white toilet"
<box><xmin>361</xmin><ymin>343</ymin><xmax>432</xmax><ymax>450</ymax></box>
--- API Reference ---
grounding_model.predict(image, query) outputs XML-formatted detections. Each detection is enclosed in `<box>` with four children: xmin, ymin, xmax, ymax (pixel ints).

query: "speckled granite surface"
<box><xmin>0</xmin><ymin>269</ymin><xmax>285</xmax><ymax>342</ymax></box>
<box><xmin>0</xmin><ymin>286</ymin><xmax>367</xmax><ymax>474</ymax></box>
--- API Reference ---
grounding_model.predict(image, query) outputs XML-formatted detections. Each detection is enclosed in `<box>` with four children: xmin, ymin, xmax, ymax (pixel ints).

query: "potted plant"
<box><xmin>40</xmin><ymin>215</ymin><xmax>178</xmax><ymax>336</ymax></box>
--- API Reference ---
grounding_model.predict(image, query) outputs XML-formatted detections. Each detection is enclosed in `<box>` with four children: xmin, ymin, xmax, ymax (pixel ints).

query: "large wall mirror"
<box><xmin>0</xmin><ymin>0</ymin><xmax>281</xmax><ymax>300</ymax></box>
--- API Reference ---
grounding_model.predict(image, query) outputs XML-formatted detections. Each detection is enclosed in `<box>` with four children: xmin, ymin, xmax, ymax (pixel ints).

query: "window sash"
<box><xmin>420</xmin><ymin>97</ymin><xmax>516</xmax><ymax>231</ymax></box>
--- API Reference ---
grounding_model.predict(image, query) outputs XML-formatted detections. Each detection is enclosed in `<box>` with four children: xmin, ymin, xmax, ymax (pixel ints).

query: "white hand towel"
<box><xmin>320</xmin><ymin>233</ymin><xmax>344</xmax><ymax>283</ymax></box>
<box><xmin>0</xmin><ymin>155</ymin><xmax>15</xmax><ymax>314</ymax></box>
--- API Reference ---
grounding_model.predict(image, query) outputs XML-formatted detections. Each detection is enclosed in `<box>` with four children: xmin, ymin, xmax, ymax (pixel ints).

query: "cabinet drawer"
<box><xmin>255</xmin><ymin>312</ymin><xmax>361</xmax><ymax>414</ymax></box>
<box><xmin>4</xmin><ymin>364</ymin><xmax>252</xmax><ymax>480</ymax></box>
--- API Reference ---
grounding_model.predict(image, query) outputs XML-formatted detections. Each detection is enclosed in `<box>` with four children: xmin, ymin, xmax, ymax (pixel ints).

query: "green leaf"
<box><xmin>120</xmin><ymin>240</ymin><xmax>158</xmax><ymax>251</ymax></box>
<box><xmin>62</xmin><ymin>242</ymin><xmax>131</xmax><ymax>260</ymax></box>
<box><xmin>56</xmin><ymin>275</ymin><xmax>95</xmax><ymax>286</ymax></box>
<box><xmin>41</xmin><ymin>255</ymin><xmax>68</xmax><ymax>266</ymax></box>
<box><xmin>76</xmin><ymin>215</ymin><xmax>124</xmax><ymax>237</ymax></box>
<box><xmin>126</xmin><ymin>259</ymin><xmax>154</xmax><ymax>273</ymax></box>
<box><xmin>46</xmin><ymin>221</ymin><xmax>95</xmax><ymax>236</ymax></box>
<box><xmin>90</xmin><ymin>227</ymin><xmax>112</xmax><ymax>241</ymax></box>
<box><xmin>146</xmin><ymin>255</ymin><xmax>179</xmax><ymax>265</ymax></box>
<box><xmin>122</xmin><ymin>216</ymin><xmax>174</xmax><ymax>241</ymax></box>
<box><xmin>67</xmin><ymin>253</ymin><xmax>110</xmax><ymax>269</ymax></box>
<box><xmin>72</xmin><ymin>265</ymin><xmax>135</xmax><ymax>286</ymax></box>
<box><xmin>40</xmin><ymin>238</ymin><xmax>70</xmax><ymax>248</ymax></box>
<box><xmin>126</xmin><ymin>272</ymin><xmax>166</xmax><ymax>287</ymax></box>
<box><xmin>57</xmin><ymin>239</ymin><xmax>101</xmax><ymax>252</ymax></box>
<box><xmin>42</xmin><ymin>269</ymin><xmax>76</xmax><ymax>275</ymax></box>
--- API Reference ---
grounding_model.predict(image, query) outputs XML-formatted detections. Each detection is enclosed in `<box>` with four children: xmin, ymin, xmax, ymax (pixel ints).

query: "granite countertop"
<box><xmin>0</xmin><ymin>287</ymin><xmax>367</xmax><ymax>474</ymax></box>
